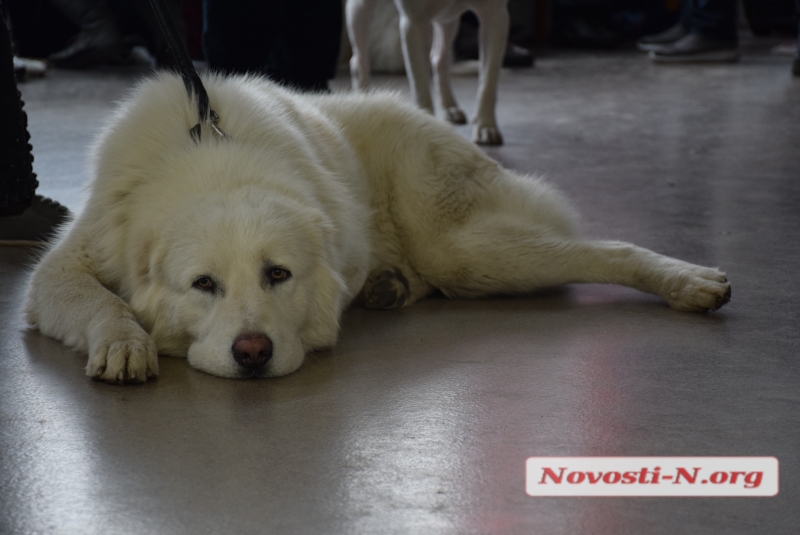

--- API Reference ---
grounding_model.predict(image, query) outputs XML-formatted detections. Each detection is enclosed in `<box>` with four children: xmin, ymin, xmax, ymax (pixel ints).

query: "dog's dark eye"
<box><xmin>193</xmin><ymin>276</ymin><xmax>216</xmax><ymax>292</ymax></box>
<box><xmin>268</xmin><ymin>267</ymin><xmax>291</xmax><ymax>284</ymax></box>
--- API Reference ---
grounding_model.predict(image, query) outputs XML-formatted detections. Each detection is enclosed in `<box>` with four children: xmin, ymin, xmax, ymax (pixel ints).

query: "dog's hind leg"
<box><xmin>346</xmin><ymin>0</ymin><xmax>379</xmax><ymax>90</ymax></box>
<box><xmin>432</xmin><ymin>18</ymin><xmax>467</xmax><ymax>125</ymax></box>
<box><xmin>426</xmin><ymin>215</ymin><xmax>731</xmax><ymax>312</ymax></box>
<box><xmin>358</xmin><ymin>264</ymin><xmax>434</xmax><ymax>309</ymax></box>
<box><xmin>470</xmin><ymin>0</ymin><xmax>509</xmax><ymax>145</ymax></box>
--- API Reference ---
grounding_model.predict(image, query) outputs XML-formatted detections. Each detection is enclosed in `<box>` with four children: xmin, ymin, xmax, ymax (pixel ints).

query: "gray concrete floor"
<box><xmin>2</xmin><ymin>40</ymin><xmax>800</xmax><ymax>534</ymax></box>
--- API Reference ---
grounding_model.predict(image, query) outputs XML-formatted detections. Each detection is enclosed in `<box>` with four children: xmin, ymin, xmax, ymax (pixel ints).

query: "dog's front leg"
<box><xmin>346</xmin><ymin>0</ymin><xmax>379</xmax><ymax>90</ymax></box>
<box><xmin>398</xmin><ymin>11</ymin><xmax>435</xmax><ymax>112</ymax></box>
<box><xmin>25</xmin><ymin>246</ymin><xmax>158</xmax><ymax>384</ymax></box>
<box><xmin>472</xmin><ymin>0</ymin><xmax>509</xmax><ymax>145</ymax></box>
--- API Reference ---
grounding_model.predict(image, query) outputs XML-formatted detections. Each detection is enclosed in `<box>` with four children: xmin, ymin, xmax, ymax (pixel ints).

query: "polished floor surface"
<box><xmin>2</xmin><ymin>40</ymin><xmax>800</xmax><ymax>534</ymax></box>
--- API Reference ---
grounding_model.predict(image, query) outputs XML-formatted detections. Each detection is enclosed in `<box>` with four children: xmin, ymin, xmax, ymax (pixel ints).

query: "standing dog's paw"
<box><xmin>473</xmin><ymin>124</ymin><xmax>504</xmax><ymax>146</ymax></box>
<box><xmin>360</xmin><ymin>269</ymin><xmax>410</xmax><ymax>310</ymax></box>
<box><xmin>662</xmin><ymin>265</ymin><xmax>731</xmax><ymax>312</ymax></box>
<box><xmin>87</xmin><ymin>325</ymin><xmax>158</xmax><ymax>384</ymax></box>
<box><xmin>444</xmin><ymin>107</ymin><xmax>468</xmax><ymax>125</ymax></box>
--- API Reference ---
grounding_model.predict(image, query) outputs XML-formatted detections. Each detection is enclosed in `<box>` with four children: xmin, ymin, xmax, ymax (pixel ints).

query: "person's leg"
<box><xmin>202</xmin><ymin>0</ymin><xmax>274</xmax><ymax>75</ymax></box>
<box><xmin>267</xmin><ymin>0</ymin><xmax>342</xmax><ymax>92</ymax></box>
<box><xmin>1</xmin><ymin>12</ymin><xmax>36</xmax><ymax>216</ymax></box>
<box><xmin>650</xmin><ymin>0</ymin><xmax>739</xmax><ymax>63</ymax></box>
<box><xmin>793</xmin><ymin>0</ymin><xmax>800</xmax><ymax>76</ymax></box>
<box><xmin>0</xmin><ymin>14</ymin><xmax>70</xmax><ymax>244</ymax></box>
<box><xmin>637</xmin><ymin>1</ymin><xmax>691</xmax><ymax>52</ymax></box>
<box><xmin>687</xmin><ymin>0</ymin><xmax>737</xmax><ymax>42</ymax></box>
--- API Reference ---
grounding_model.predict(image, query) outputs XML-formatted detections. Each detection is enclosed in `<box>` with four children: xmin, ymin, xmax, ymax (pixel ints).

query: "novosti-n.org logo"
<box><xmin>526</xmin><ymin>457</ymin><xmax>778</xmax><ymax>496</ymax></box>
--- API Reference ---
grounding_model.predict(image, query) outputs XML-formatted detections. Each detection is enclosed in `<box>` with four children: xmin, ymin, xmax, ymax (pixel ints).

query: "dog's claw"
<box><xmin>474</xmin><ymin>125</ymin><xmax>503</xmax><ymax>146</ymax></box>
<box><xmin>715</xmin><ymin>285</ymin><xmax>732</xmax><ymax>310</ymax></box>
<box><xmin>445</xmin><ymin>107</ymin><xmax>467</xmax><ymax>125</ymax></box>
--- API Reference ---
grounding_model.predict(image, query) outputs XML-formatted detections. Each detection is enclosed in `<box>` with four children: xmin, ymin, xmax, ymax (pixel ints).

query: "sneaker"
<box><xmin>0</xmin><ymin>196</ymin><xmax>71</xmax><ymax>246</ymax></box>
<box><xmin>637</xmin><ymin>23</ymin><xmax>690</xmax><ymax>52</ymax></box>
<box><xmin>650</xmin><ymin>33</ymin><xmax>741</xmax><ymax>63</ymax></box>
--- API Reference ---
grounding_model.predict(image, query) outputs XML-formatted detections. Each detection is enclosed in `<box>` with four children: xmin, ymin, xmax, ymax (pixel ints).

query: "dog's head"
<box><xmin>128</xmin><ymin>178</ymin><xmax>347</xmax><ymax>379</ymax></box>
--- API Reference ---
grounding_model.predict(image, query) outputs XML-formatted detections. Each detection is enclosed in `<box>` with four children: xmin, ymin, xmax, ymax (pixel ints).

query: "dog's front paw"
<box><xmin>661</xmin><ymin>264</ymin><xmax>731</xmax><ymax>312</ymax></box>
<box><xmin>473</xmin><ymin>124</ymin><xmax>504</xmax><ymax>146</ymax></box>
<box><xmin>444</xmin><ymin>107</ymin><xmax>467</xmax><ymax>125</ymax></box>
<box><xmin>359</xmin><ymin>269</ymin><xmax>410</xmax><ymax>310</ymax></box>
<box><xmin>87</xmin><ymin>324</ymin><xmax>158</xmax><ymax>384</ymax></box>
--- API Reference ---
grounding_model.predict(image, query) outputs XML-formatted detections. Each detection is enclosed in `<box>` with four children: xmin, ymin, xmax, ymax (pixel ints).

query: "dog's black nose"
<box><xmin>232</xmin><ymin>333</ymin><xmax>273</xmax><ymax>371</ymax></box>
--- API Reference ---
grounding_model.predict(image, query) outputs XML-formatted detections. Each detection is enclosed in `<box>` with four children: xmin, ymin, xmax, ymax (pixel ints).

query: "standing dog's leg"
<box><xmin>25</xmin><ymin>243</ymin><xmax>158</xmax><ymax>383</ymax></box>
<box><xmin>471</xmin><ymin>0</ymin><xmax>509</xmax><ymax>145</ymax></box>
<box><xmin>425</xmin><ymin>216</ymin><xmax>731</xmax><ymax>312</ymax></box>
<box><xmin>346</xmin><ymin>0</ymin><xmax>380</xmax><ymax>90</ymax></box>
<box><xmin>432</xmin><ymin>18</ymin><xmax>467</xmax><ymax>125</ymax></box>
<box><xmin>397</xmin><ymin>7</ymin><xmax>435</xmax><ymax>112</ymax></box>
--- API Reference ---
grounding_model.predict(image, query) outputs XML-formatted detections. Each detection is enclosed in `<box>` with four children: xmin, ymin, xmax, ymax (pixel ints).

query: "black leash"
<box><xmin>147</xmin><ymin>0</ymin><xmax>225</xmax><ymax>141</ymax></box>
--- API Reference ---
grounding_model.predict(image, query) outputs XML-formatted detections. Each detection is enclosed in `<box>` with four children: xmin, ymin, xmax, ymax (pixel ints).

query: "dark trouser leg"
<box><xmin>202</xmin><ymin>0</ymin><xmax>341</xmax><ymax>91</ymax></box>
<box><xmin>688</xmin><ymin>0</ymin><xmax>738</xmax><ymax>42</ymax></box>
<box><xmin>202</xmin><ymin>0</ymin><xmax>275</xmax><ymax>75</ymax></box>
<box><xmin>796</xmin><ymin>0</ymin><xmax>800</xmax><ymax>57</ymax></box>
<box><xmin>0</xmin><ymin>13</ymin><xmax>37</xmax><ymax>216</ymax></box>
<box><xmin>266</xmin><ymin>0</ymin><xmax>342</xmax><ymax>91</ymax></box>
<box><xmin>793</xmin><ymin>0</ymin><xmax>800</xmax><ymax>75</ymax></box>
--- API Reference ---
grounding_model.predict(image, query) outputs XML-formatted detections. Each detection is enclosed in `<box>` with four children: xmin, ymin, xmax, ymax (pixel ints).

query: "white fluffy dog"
<box><xmin>346</xmin><ymin>0</ymin><xmax>509</xmax><ymax>145</ymax></box>
<box><xmin>25</xmin><ymin>73</ymin><xmax>730</xmax><ymax>384</ymax></box>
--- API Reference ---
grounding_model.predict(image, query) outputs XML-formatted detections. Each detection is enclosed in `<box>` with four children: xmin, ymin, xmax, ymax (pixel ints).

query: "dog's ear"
<box><xmin>129</xmin><ymin>239</ymin><xmax>166</xmax><ymax>334</ymax></box>
<box><xmin>300</xmin><ymin>260</ymin><xmax>347</xmax><ymax>351</ymax></box>
<box><xmin>129</xmin><ymin>233</ymin><xmax>165</xmax><ymax>324</ymax></box>
<box><xmin>128</xmin><ymin>237</ymin><xmax>190</xmax><ymax>355</ymax></box>
<box><xmin>298</xmin><ymin>210</ymin><xmax>348</xmax><ymax>351</ymax></box>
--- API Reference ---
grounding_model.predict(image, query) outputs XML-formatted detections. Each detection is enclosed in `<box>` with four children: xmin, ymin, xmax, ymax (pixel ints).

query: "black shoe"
<box><xmin>793</xmin><ymin>57</ymin><xmax>800</xmax><ymax>77</ymax></box>
<box><xmin>650</xmin><ymin>33</ymin><xmax>740</xmax><ymax>63</ymax></box>
<box><xmin>0</xmin><ymin>196</ymin><xmax>71</xmax><ymax>246</ymax></box>
<box><xmin>637</xmin><ymin>23</ymin><xmax>690</xmax><ymax>52</ymax></box>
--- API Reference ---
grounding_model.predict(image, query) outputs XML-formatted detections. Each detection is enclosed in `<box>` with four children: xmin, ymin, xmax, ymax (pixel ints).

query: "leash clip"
<box><xmin>189</xmin><ymin>109</ymin><xmax>228</xmax><ymax>142</ymax></box>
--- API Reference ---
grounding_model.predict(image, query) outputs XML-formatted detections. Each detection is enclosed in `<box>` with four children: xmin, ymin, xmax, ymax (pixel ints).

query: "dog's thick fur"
<box><xmin>347</xmin><ymin>0</ymin><xmax>509</xmax><ymax>145</ymax></box>
<box><xmin>25</xmin><ymin>73</ymin><xmax>730</xmax><ymax>383</ymax></box>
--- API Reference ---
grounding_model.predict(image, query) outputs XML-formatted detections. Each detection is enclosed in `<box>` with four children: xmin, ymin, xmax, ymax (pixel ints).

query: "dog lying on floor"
<box><xmin>346</xmin><ymin>0</ymin><xmax>509</xmax><ymax>145</ymax></box>
<box><xmin>24</xmin><ymin>73</ymin><xmax>731</xmax><ymax>384</ymax></box>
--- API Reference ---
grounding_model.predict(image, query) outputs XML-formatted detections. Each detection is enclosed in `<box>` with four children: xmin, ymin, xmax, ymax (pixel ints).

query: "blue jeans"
<box><xmin>681</xmin><ymin>0</ymin><xmax>738</xmax><ymax>42</ymax></box>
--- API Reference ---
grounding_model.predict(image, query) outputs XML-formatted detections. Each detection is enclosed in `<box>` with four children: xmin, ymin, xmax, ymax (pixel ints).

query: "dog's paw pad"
<box><xmin>360</xmin><ymin>269</ymin><xmax>410</xmax><ymax>310</ymax></box>
<box><xmin>473</xmin><ymin>125</ymin><xmax>503</xmax><ymax>146</ymax></box>
<box><xmin>445</xmin><ymin>107</ymin><xmax>467</xmax><ymax>125</ymax></box>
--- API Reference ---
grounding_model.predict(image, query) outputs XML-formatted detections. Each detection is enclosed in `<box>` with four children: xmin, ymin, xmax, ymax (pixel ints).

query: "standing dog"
<box><xmin>346</xmin><ymin>0</ymin><xmax>509</xmax><ymax>145</ymax></box>
<box><xmin>24</xmin><ymin>73</ymin><xmax>730</xmax><ymax>384</ymax></box>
